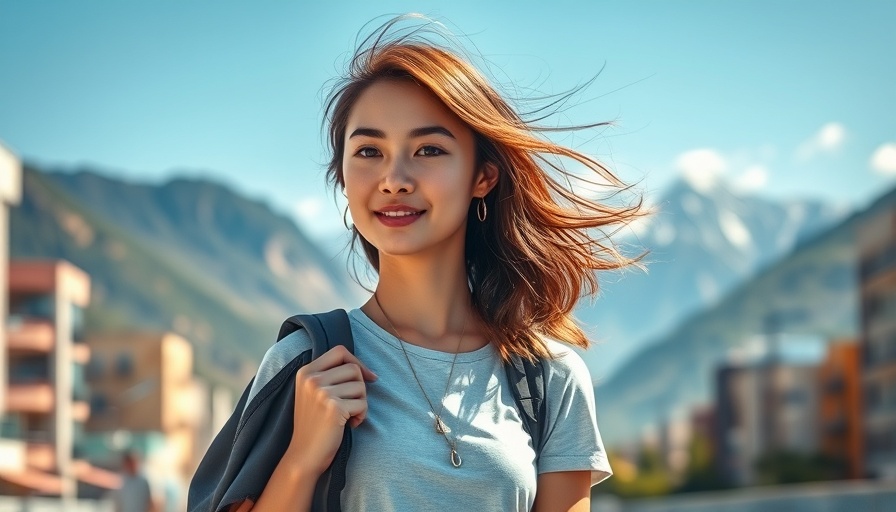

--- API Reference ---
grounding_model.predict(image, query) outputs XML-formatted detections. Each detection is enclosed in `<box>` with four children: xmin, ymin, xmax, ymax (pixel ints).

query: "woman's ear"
<box><xmin>473</xmin><ymin>162</ymin><xmax>499</xmax><ymax>197</ymax></box>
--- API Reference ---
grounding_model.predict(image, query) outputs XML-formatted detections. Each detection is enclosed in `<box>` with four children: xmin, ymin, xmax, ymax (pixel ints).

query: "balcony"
<box><xmin>5</xmin><ymin>384</ymin><xmax>91</xmax><ymax>423</ymax></box>
<box><xmin>73</xmin><ymin>459</ymin><xmax>121</xmax><ymax>490</ymax></box>
<box><xmin>72</xmin><ymin>401</ymin><xmax>90</xmax><ymax>422</ymax></box>
<box><xmin>73</xmin><ymin>343</ymin><xmax>90</xmax><ymax>364</ymax></box>
<box><xmin>0</xmin><ymin>466</ymin><xmax>63</xmax><ymax>495</ymax></box>
<box><xmin>6</xmin><ymin>319</ymin><xmax>54</xmax><ymax>353</ymax></box>
<box><xmin>6</xmin><ymin>383</ymin><xmax>53</xmax><ymax>414</ymax></box>
<box><xmin>26</xmin><ymin>442</ymin><xmax>54</xmax><ymax>471</ymax></box>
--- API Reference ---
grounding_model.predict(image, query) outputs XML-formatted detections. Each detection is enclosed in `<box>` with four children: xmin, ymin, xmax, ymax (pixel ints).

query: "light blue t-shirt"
<box><xmin>247</xmin><ymin>308</ymin><xmax>611</xmax><ymax>511</ymax></box>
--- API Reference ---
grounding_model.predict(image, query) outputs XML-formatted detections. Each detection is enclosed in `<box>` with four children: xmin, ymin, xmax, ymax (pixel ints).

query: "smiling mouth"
<box><xmin>376</xmin><ymin>210</ymin><xmax>425</xmax><ymax>217</ymax></box>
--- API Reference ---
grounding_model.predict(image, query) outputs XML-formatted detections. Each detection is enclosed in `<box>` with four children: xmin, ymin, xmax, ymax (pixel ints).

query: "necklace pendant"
<box><xmin>435</xmin><ymin>416</ymin><xmax>451</xmax><ymax>434</ymax></box>
<box><xmin>450</xmin><ymin>447</ymin><xmax>462</xmax><ymax>468</ymax></box>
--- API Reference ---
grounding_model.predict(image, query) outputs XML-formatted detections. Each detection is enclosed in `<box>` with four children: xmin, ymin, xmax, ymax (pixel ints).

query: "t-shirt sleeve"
<box><xmin>536</xmin><ymin>343</ymin><xmax>613</xmax><ymax>486</ymax></box>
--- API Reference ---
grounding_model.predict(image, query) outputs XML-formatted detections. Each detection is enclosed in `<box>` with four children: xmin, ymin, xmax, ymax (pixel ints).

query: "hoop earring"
<box><xmin>476</xmin><ymin>197</ymin><xmax>487</xmax><ymax>222</ymax></box>
<box><xmin>343</xmin><ymin>205</ymin><xmax>353</xmax><ymax>230</ymax></box>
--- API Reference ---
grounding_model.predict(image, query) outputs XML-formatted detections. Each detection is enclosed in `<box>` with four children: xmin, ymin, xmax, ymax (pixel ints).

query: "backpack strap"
<box><xmin>504</xmin><ymin>354</ymin><xmax>547</xmax><ymax>457</ymax></box>
<box><xmin>276</xmin><ymin>309</ymin><xmax>354</xmax><ymax>512</ymax></box>
<box><xmin>277</xmin><ymin>309</ymin><xmax>354</xmax><ymax>359</ymax></box>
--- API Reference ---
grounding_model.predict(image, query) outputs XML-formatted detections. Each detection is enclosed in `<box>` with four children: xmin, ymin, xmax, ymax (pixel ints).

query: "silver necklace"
<box><xmin>373</xmin><ymin>292</ymin><xmax>467</xmax><ymax>468</ymax></box>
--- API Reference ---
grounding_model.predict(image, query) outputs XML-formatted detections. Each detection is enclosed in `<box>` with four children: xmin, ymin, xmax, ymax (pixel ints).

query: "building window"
<box><xmin>72</xmin><ymin>363</ymin><xmax>89</xmax><ymax>402</ymax></box>
<box><xmin>0</xmin><ymin>414</ymin><xmax>23</xmax><ymax>438</ymax></box>
<box><xmin>116</xmin><ymin>353</ymin><xmax>134</xmax><ymax>378</ymax></box>
<box><xmin>8</xmin><ymin>294</ymin><xmax>54</xmax><ymax>319</ymax></box>
<box><xmin>783</xmin><ymin>388</ymin><xmax>808</xmax><ymax>405</ymax></box>
<box><xmin>8</xmin><ymin>355</ymin><xmax>49</xmax><ymax>383</ymax></box>
<box><xmin>72</xmin><ymin>305</ymin><xmax>85</xmax><ymax>342</ymax></box>
<box><xmin>90</xmin><ymin>393</ymin><xmax>108</xmax><ymax>415</ymax></box>
<box><xmin>87</xmin><ymin>354</ymin><xmax>104</xmax><ymax>380</ymax></box>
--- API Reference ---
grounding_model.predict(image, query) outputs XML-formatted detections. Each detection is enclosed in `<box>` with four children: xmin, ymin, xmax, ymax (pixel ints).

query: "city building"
<box><xmin>818</xmin><ymin>339</ymin><xmax>863</xmax><ymax>479</ymax></box>
<box><xmin>0</xmin><ymin>140</ymin><xmax>21</xmax><ymax>416</ymax></box>
<box><xmin>0</xmin><ymin>141</ymin><xmax>23</xmax><ymax>493</ymax></box>
<box><xmin>84</xmin><ymin>331</ymin><xmax>209</xmax><ymax>507</ymax></box>
<box><xmin>1</xmin><ymin>260</ymin><xmax>119</xmax><ymax>500</ymax></box>
<box><xmin>656</xmin><ymin>409</ymin><xmax>692</xmax><ymax>478</ymax></box>
<box><xmin>715</xmin><ymin>337</ymin><xmax>824</xmax><ymax>486</ymax></box>
<box><xmin>859</xmin><ymin>207</ymin><xmax>896</xmax><ymax>479</ymax></box>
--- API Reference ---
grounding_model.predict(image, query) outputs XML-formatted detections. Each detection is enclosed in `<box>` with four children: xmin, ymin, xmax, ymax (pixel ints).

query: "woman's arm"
<box><xmin>242</xmin><ymin>445</ymin><xmax>318</xmax><ymax>511</ymax></box>
<box><xmin>532</xmin><ymin>471</ymin><xmax>592</xmax><ymax>512</ymax></box>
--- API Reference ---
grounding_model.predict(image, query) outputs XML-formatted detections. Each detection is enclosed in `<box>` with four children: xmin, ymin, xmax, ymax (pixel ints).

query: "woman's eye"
<box><xmin>356</xmin><ymin>147</ymin><xmax>381</xmax><ymax>158</ymax></box>
<box><xmin>416</xmin><ymin>146</ymin><xmax>445</xmax><ymax>157</ymax></box>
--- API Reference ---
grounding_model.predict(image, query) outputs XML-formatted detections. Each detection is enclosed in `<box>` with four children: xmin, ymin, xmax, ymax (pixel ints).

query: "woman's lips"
<box><xmin>375</xmin><ymin>210</ymin><xmax>425</xmax><ymax>227</ymax></box>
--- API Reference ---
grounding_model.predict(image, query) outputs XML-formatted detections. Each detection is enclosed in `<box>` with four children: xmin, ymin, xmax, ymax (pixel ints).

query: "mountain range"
<box><xmin>574</xmin><ymin>174</ymin><xmax>846</xmax><ymax>379</ymax></box>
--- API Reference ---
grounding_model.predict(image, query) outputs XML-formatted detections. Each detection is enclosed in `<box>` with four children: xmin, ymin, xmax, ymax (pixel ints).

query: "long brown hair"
<box><xmin>324</xmin><ymin>15</ymin><xmax>648</xmax><ymax>361</ymax></box>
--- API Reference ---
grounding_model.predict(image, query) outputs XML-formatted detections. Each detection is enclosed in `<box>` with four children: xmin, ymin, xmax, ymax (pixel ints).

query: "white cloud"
<box><xmin>870</xmin><ymin>142</ymin><xmax>896</xmax><ymax>175</ymax></box>
<box><xmin>294</xmin><ymin>196</ymin><xmax>324</xmax><ymax>219</ymax></box>
<box><xmin>292</xmin><ymin>195</ymin><xmax>346</xmax><ymax>238</ymax></box>
<box><xmin>676</xmin><ymin>148</ymin><xmax>728</xmax><ymax>193</ymax></box>
<box><xmin>818</xmin><ymin>123</ymin><xmax>845</xmax><ymax>149</ymax></box>
<box><xmin>796</xmin><ymin>122</ymin><xmax>846</xmax><ymax>162</ymax></box>
<box><xmin>732</xmin><ymin>165</ymin><xmax>769</xmax><ymax>193</ymax></box>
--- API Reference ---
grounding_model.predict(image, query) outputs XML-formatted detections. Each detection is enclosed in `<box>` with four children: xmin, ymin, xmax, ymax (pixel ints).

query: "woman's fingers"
<box><xmin>309</xmin><ymin>345</ymin><xmax>378</xmax><ymax>382</ymax></box>
<box><xmin>325</xmin><ymin>381</ymin><xmax>367</xmax><ymax>400</ymax></box>
<box><xmin>289</xmin><ymin>346</ymin><xmax>375</xmax><ymax>474</ymax></box>
<box><xmin>340</xmin><ymin>398</ymin><xmax>369</xmax><ymax>428</ymax></box>
<box><xmin>310</xmin><ymin>363</ymin><xmax>363</xmax><ymax>388</ymax></box>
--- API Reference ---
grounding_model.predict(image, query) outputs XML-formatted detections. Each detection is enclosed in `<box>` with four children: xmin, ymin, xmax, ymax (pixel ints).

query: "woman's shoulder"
<box><xmin>263</xmin><ymin>327</ymin><xmax>313</xmax><ymax>363</ymax></box>
<box><xmin>244</xmin><ymin>328</ymin><xmax>314</xmax><ymax>412</ymax></box>
<box><xmin>538</xmin><ymin>336</ymin><xmax>593</xmax><ymax>387</ymax></box>
<box><xmin>255</xmin><ymin>328</ymin><xmax>313</xmax><ymax>380</ymax></box>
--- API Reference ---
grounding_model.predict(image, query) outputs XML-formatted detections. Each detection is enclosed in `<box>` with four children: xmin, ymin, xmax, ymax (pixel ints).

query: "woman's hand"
<box><xmin>286</xmin><ymin>345</ymin><xmax>378</xmax><ymax>476</ymax></box>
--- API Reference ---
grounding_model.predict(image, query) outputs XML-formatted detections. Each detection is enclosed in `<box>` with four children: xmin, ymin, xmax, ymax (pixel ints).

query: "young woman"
<box><xmin>203</xmin><ymin>15</ymin><xmax>645</xmax><ymax>512</ymax></box>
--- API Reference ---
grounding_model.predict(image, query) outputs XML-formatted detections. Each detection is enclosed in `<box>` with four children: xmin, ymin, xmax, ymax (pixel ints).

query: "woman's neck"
<box><xmin>361</xmin><ymin>252</ymin><xmax>487</xmax><ymax>353</ymax></box>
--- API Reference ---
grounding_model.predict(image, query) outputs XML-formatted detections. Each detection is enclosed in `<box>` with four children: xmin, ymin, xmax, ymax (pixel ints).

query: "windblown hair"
<box><xmin>324</xmin><ymin>15</ymin><xmax>648</xmax><ymax>362</ymax></box>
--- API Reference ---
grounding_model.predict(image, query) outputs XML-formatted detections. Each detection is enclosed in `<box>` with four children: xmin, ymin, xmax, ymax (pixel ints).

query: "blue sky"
<box><xmin>1</xmin><ymin>0</ymin><xmax>894</xmax><ymax>243</ymax></box>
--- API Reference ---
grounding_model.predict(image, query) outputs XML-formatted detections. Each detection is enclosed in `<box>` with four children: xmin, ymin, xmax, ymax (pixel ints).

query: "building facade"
<box><xmin>859</xmin><ymin>207</ymin><xmax>896</xmax><ymax>479</ymax></box>
<box><xmin>1</xmin><ymin>142</ymin><xmax>22</xmax><ymax>416</ymax></box>
<box><xmin>1</xmin><ymin>260</ymin><xmax>119</xmax><ymax>500</ymax></box>
<box><xmin>716</xmin><ymin>357</ymin><xmax>821</xmax><ymax>486</ymax></box>
<box><xmin>818</xmin><ymin>339</ymin><xmax>864</xmax><ymax>479</ymax></box>
<box><xmin>85</xmin><ymin>331</ymin><xmax>208</xmax><ymax>506</ymax></box>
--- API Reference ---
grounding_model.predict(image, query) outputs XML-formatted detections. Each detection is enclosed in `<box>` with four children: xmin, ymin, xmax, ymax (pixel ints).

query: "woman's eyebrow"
<box><xmin>408</xmin><ymin>126</ymin><xmax>455</xmax><ymax>139</ymax></box>
<box><xmin>349</xmin><ymin>127</ymin><xmax>385</xmax><ymax>139</ymax></box>
<box><xmin>348</xmin><ymin>126</ymin><xmax>456</xmax><ymax>140</ymax></box>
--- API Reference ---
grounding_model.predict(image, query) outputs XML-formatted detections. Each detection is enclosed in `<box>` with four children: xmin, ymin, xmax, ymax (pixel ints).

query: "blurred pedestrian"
<box><xmin>112</xmin><ymin>451</ymin><xmax>157</xmax><ymax>512</ymax></box>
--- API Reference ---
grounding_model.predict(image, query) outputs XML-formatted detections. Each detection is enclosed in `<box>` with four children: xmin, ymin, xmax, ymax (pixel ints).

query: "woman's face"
<box><xmin>342</xmin><ymin>79</ymin><xmax>495</xmax><ymax>259</ymax></box>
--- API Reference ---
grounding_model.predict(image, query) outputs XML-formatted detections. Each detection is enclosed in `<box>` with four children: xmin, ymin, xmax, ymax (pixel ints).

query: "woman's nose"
<box><xmin>380</xmin><ymin>156</ymin><xmax>415</xmax><ymax>194</ymax></box>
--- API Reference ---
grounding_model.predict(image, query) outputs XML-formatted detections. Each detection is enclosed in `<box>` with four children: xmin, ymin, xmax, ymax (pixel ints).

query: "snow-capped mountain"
<box><xmin>576</xmin><ymin>175</ymin><xmax>848</xmax><ymax>380</ymax></box>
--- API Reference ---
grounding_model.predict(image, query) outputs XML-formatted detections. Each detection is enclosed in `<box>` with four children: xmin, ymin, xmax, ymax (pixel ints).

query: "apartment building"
<box><xmin>81</xmin><ymin>331</ymin><xmax>210</xmax><ymax>510</ymax></box>
<box><xmin>1</xmin><ymin>260</ymin><xmax>119</xmax><ymax>499</ymax></box>
<box><xmin>0</xmin><ymin>142</ymin><xmax>22</xmax><ymax>416</ymax></box>
<box><xmin>818</xmin><ymin>339</ymin><xmax>863</xmax><ymax>479</ymax></box>
<box><xmin>715</xmin><ymin>348</ymin><xmax>822</xmax><ymax>486</ymax></box>
<box><xmin>859</xmin><ymin>207</ymin><xmax>896</xmax><ymax>479</ymax></box>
